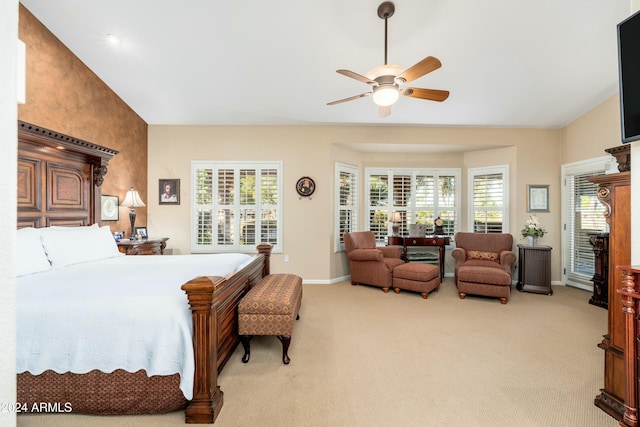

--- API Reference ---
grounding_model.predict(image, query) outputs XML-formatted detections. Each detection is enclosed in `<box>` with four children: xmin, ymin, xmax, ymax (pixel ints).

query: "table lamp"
<box><xmin>390</xmin><ymin>211</ymin><xmax>402</xmax><ymax>236</ymax></box>
<box><xmin>121</xmin><ymin>187</ymin><xmax>145</xmax><ymax>238</ymax></box>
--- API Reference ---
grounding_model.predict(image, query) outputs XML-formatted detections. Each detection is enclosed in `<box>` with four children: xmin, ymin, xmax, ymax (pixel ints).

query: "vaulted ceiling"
<box><xmin>21</xmin><ymin>0</ymin><xmax>631</xmax><ymax>128</ymax></box>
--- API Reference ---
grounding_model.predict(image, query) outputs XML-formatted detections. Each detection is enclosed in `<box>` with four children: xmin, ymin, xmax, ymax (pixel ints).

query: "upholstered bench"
<box><xmin>238</xmin><ymin>273</ymin><xmax>302</xmax><ymax>364</ymax></box>
<box><xmin>392</xmin><ymin>263</ymin><xmax>440</xmax><ymax>299</ymax></box>
<box><xmin>457</xmin><ymin>265</ymin><xmax>511</xmax><ymax>304</ymax></box>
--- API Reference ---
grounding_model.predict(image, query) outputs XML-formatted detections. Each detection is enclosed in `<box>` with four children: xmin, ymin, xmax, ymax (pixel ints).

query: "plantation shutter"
<box><xmin>195</xmin><ymin>168</ymin><xmax>214</xmax><ymax>246</ymax></box>
<box><xmin>191</xmin><ymin>161</ymin><xmax>282</xmax><ymax>253</ymax></box>
<box><xmin>368</xmin><ymin>174</ymin><xmax>389</xmax><ymax>241</ymax></box>
<box><xmin>365</xmin><ymin>168</ymin><xmax>461</xmax><ymax>245</ymax></box>
<box><xmin>336</xmin><ymin>164</ymin><xmax>358</xmax><ymax>250</ymax></box>
<box><xmin>471</xmin><ymin>172</ymin><xmax>504</xmax><ymax>233</ymax></box>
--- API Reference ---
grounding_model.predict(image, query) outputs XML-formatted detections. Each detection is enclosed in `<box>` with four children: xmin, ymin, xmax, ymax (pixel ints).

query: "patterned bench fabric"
<box><xmin>238</xmin><ymin>274</ymin><xmax>302</xmax><ymax>336</ymax></box>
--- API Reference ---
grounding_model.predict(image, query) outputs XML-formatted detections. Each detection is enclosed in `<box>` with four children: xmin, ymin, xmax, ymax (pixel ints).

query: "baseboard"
<box><xmin>302</xmin><ymin>275</ymin><xmax>350</xmax><ymax>285</ymax></box>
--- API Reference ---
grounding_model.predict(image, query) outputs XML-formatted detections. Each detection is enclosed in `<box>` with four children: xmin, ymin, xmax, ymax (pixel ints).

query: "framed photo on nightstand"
<box><xmin>134</xmin><ymin>227</ymin><xmax>148</xmax><ymax>239</ymax></box>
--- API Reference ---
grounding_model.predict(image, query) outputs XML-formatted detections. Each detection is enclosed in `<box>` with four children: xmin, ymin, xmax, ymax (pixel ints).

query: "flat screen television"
<box><xmin>617</xmin><ymin>9</ymin><xmax>640</xmax><ymax>144</ymax></box>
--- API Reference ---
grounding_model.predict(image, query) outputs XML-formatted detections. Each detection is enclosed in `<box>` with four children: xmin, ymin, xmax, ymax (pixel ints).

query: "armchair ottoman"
<box><xmin>456</xmin><ymin>266</ymin><xmax>512</xmax><ymax>304</ymax></box>
<box><xmin>392</xmin><ymin>263</ymin><xmax>440</xmax><ymax>299</ymax></box>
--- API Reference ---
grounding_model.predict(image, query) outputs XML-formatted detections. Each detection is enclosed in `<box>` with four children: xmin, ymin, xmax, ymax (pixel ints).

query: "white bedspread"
<box><xmin>16</xmin><ymin>253</ymin><xmax>253</xmax><ymax>400</ymax></box>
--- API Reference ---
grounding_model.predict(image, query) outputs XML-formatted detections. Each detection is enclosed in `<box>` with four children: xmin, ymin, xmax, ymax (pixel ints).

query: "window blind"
<box><xmin>566</xmin><ymin>170</ymin><xmax>606</xmax><ymax>284</ymax></box>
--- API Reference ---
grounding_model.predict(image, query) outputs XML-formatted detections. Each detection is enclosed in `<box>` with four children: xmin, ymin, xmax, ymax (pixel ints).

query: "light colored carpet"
<box><xmin>18</xmin><ymin>279</ymin><xmax>617</xmax><ymax>427</ymax></box>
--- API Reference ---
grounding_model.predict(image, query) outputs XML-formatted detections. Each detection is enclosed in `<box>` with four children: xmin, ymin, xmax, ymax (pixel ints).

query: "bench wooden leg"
<box><xmin>277</xmin><ymin>335</ymin><xmax>291</xmax><ymax>365</ymax></box>
<box><xmin>240</xmin><ymin>335</ymin><xmax>252</xmax><ymax>363</ymax></box>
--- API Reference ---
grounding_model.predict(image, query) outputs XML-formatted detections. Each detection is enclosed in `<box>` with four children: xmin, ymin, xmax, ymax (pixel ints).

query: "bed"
<box><xmin>16</xmin><ymin>121</ymin><xmax>271</xmax><ymax>423</ymax></box>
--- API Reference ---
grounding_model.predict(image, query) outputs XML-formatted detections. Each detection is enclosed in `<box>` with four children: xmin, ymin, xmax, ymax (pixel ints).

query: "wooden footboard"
<box><xmin>181</xmin><ymin>244</ymin><xmax>272</xmax><ymax>424</ymax></box>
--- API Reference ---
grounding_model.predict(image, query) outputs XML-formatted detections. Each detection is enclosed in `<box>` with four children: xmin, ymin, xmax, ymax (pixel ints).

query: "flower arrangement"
<box><xmin>521</xmin><ymin>215</ymin><xmax>546</xmax><ymax>238</ymax></box>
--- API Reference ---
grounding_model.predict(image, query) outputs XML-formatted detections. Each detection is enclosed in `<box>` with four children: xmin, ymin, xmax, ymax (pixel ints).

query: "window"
<box><xmin>191</xmin><ymin>161</ymin><xmax>282</xmax><ymax>253</ymax></box>
<box><xmin>468</xmin><ymin>166</ymin><xmax>509</xmax><ymax>233</ymax></box>
<box><xmin>365</xmin><ymin>168</ymin><xmax>460</xmax><ymax>244</ymax></box>
<box><xmin>335</xmin><ymin>163</ymin><xmax>358</xmax><ymax>252</ymax></box>
<box><xmin>562</xmin><ymin>158</ymin><xmax>610</xmax><ymax>289</ymax></box>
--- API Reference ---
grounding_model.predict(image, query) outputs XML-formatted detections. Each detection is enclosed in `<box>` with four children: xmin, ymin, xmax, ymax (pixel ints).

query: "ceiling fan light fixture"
<box><xmin>366</xmin><ymin>64</ymin><xmax>404</xmax><ymax>80</ymax></box>
<box><xmin>373</xmin><ymin>85</ymin><xmax>399</xmax><ymax>106</ymax></box>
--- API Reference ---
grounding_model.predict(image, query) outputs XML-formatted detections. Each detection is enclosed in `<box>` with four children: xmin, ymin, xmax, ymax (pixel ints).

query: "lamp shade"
<box><xmin>390</xmin><ymin>211</ymin><xmax>402</xmax><ymax>223</ymax></box>
<box><xmin>121</xmin><ymin>188</ymin><xmax>145</xmax><ymax>208</ymax></box>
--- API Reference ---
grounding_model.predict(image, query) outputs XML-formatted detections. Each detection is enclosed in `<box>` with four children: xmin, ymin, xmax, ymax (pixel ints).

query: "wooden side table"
<box><xmin>516</xmin><ymin>244</ymin><xmax>552</xmax><ymax>295</ymax></box>
<box><xmin>117</xmin><ymin>237</ymin><xmax>169</xmax><ymax>255</ymax></box>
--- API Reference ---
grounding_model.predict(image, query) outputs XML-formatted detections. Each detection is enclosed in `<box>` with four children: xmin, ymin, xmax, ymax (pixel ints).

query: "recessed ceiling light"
<box><xmin>105</xmin><ymin>34</ymin><xmax>122</xmax><ymax>46</ymax></box>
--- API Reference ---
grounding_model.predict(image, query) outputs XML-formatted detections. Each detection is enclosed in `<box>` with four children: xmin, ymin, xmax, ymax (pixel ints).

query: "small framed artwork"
<box><xmin>527</xmin><ymin>185</ymin><xmax>549</xmax><ymax>212</ymax></box>
<box><xmin>101</xmin><ymin>195</ymin><xmax>119</xmax><ymax>221</ymax></box>
<box><xmin>159</xmin><ymin>179</ymin><xmax>180</xmax><ymax>205</ymax></box>
<box><xmin>134</xmin><ymin>226</ymin><xmax>148</xmax><ymax>239</ymax></box>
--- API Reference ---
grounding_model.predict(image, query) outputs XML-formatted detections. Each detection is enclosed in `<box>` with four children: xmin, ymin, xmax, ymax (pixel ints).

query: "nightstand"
<box><xmin>117</xmin><ymin>237</ymin><xmax>169</xmax><ymax>255</ymax></box>
<box><xmin>516</xmin><ymin>244</ymin><xmax>552</xmax><ymax>295</ymax></box>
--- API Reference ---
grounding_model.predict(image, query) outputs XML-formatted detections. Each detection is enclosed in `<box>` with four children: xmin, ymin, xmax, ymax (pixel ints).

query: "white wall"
<box><xmin>1</xmin><ymin>1</ymin><xmax>19</xmax><ymax>426</ymax></box>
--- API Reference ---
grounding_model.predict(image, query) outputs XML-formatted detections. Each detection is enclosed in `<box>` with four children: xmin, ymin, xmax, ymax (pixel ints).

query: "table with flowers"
<box><xmin>517</xmin><ymin>215</ymin><xmax>552</xmax><ymax>295</ymax></box>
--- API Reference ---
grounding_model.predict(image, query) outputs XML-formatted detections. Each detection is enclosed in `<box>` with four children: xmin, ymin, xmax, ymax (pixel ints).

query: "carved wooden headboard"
<box><xmin>17</xmin><ymin>121</ymin><xmax>119</xmax><ymax>229</ymax></box>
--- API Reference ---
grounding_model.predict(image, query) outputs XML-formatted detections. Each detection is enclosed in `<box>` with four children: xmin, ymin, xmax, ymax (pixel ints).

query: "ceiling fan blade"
<box><xmin>402</xmin><ymin>87</ymin><xmax>450</xmax><ymax>102</ymax></box>
<box><xmin>327</xmin><ymin>92</ymin><xmax>372</xmax><ymax>106</ymax></box>
<box><xmin>378</xmin><ymin>105</ymin><xmax>391</xmax><ymax>118</ymax></box>
<box><xmin>395</xmin><ymin>56</ymin><xmax>442</xmax><ymax>84</ymax></box>
<box><xmin>336</xmin><ymin>70</ymin><xmax>377</xmax><ymax>85</ymax></box>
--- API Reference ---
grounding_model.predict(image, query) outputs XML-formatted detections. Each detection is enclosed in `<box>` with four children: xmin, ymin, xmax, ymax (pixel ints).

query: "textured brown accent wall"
<box><xmin>17</xmin><ymin>5</ymin><xmax>148</xmax><ymax>233</ymax></box>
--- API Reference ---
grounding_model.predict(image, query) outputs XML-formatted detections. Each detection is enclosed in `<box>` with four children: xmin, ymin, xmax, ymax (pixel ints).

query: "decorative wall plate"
<box><xmin>296</xmin><ymin>176</ymin><xmax>315</xmax><ymax>197</ymax></box>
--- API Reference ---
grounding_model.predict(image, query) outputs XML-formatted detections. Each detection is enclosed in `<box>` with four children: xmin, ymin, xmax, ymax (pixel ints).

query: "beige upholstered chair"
<box><xmin>451</xmin><ymin>232</ymin><xmax>516</xmax><ymax>304</ymax></box>
<box><xmin>343</xmin><ymin>231</ymin><xmax>404</xmax><ymax>293</ymax></box>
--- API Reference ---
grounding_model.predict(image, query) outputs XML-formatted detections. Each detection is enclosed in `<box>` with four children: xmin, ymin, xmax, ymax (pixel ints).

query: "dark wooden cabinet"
<box><xmin>588</xmin><ymin>232</ymin><xmax>609</xmax><ymax>309</ymax></box>
<box><xmin>117</xmin><ymin>237</ymin><xmax>169</xmax><ymax>255</ymax></box>
<box><xmin>589</xmin><ymin>171</ymin><xmax>631</xmax><ymax>422</ymax></box>
<box><xmin>516</xmin><ymin>245</ymin><xmax>552</xmax><ymax>295</ymax></box>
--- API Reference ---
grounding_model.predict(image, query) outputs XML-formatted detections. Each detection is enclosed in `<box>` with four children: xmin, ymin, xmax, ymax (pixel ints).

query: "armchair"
<box><xmin>343</xmin><ymin>231</ymin><xmax>405</xmax><ymax>293</ymax></box>
<box><xmin>451</xmin><ymin>232</ymin><xmax>516</xmax><ymax>304</ymax></box>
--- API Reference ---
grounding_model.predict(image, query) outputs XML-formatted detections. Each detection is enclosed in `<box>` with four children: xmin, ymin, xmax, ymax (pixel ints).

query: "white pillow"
<box><xmin>40</xmin><ymin>225</ymin><xmax>123</xmax><ymax>268</ymax></box>
<box><xmin>16</xmin><ymin>227</ymin><xmax>51</xmax><ymax>276</ymax></box>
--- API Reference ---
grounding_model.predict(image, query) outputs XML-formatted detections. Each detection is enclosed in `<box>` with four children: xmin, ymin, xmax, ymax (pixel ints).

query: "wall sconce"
<box><xmin>121</xmin><ymin>187</ymin><xmax>145</xmax><ymax>238</ymax></box>
<box><xmin>390</xmin><ymin>211</ymin><xmax>402</xmax><ymax>236</ymax></box>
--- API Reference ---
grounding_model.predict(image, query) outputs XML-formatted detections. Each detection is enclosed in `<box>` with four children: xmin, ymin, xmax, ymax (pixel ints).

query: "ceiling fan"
<box><xmin>327</xmin><ymin>1</ymin><xmax>449</xmax><ymax>118</ymax></box>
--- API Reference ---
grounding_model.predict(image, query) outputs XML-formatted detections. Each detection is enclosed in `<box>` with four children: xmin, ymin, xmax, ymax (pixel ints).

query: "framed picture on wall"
<box><xmin>527</xmin><ymin>185</ymin><xmax>549</xmax><ymax>212</ymax></box>
<box><xmin>101</xmin><ymin>195</ymin><xmax>119</xmax><ymax>221</ymax></box>
<box><xmin>159</xmin><ymin>179</ymin><xmax>180</xmax><ymax>205</ymax></box>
